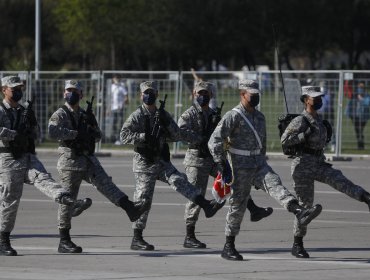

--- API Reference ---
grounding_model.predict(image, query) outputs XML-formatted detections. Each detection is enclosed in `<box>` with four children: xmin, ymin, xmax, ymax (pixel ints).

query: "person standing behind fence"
<box><xmin>281</xmin><ymin>86</ymin><xmax>370</xmax><ymax>258</ymax></box>
<box><xmin>111</xmin><ymin>75</ymin><xmax>129</xmax><ymax>145</ymax></box>
<box><xmin>208</xmin><ymin>79</ymin><xmax>322</xmax><ymax>261</ymax></box>
<box><xmin>178</xmin><ymin>80</ymin><xmax>273</xmax><ymax>249</ymax></box>
<box><xmin>120</xmin><ymin>80</ymin><xmax>224</xmax><ymax>251</ymax></box>
<box><xmin>0</xmin><ymin>76</ymin><xmax>91</xmax><ymax>256</ymax></box>
<box><xmin>48</xmin><ymin>79</ymin><xmax>149</xmax><ymax>254</ymax></box>
<box><xmin>345</xmin><ymin>81</ymin><xmax>370</xmax><ymax>150</ymax></box>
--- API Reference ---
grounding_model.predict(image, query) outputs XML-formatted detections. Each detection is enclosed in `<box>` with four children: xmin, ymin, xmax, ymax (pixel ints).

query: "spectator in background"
<box><xmin>111</xmin><ymin>75</ymin><xmax>129</xmax><ymax>145</ymax></box>
<box><xmin>318</xmin><ymin>81</ymin><xmax>336</xmax><ymax>152</ymax></box>
<box><xmin>345</xmin><ymin>81</ymin><xmax>370</xmax><ymax>150</ymax></box>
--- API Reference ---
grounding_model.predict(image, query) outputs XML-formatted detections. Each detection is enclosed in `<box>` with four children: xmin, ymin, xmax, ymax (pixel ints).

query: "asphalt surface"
<box><xmin>1</xmin><ymin>151</ymin><xmax>370</xmax><ymax>280</ymax></box>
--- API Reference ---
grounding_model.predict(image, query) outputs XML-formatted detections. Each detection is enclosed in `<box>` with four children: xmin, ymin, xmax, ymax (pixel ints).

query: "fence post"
<box><xmin>335</xmin><ymin>71</ymin><xmax>344</xmax><ymax>157</ymax></box>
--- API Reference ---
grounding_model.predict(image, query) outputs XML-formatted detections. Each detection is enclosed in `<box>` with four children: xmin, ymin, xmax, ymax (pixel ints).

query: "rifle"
<box><xmin>273</xmin><ymin>25</ymin><xmax>302</xmax><ymax>156</ymax></box>
<box><xmin>73</xmin><ymin>96</ymin><xmax>98</xmax><ymax>155</ymax></box>
<box><xmin>151</xmin><ymin>94</ymin><xmax>168</xmax><ymax>139</ymax></box>
<box><xmin>9</xmin><ymin>99</ymin><xmax>37</xmax><ymax>158</ymax></box>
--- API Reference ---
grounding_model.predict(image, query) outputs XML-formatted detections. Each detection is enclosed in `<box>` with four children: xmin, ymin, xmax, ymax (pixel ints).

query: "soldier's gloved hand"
<box><xmin>24</xmin><ymin>108</ymin><xmax>38</xmax><ymax>127</ymax></box>
<box><xmin>157</xmin><ymin>109</ymin><xmax>170</xmax><ymax>127</ymax></box>
<box><xmin>210</xmin><ymin>113</ymin><xmax>221</xmax><ymax>127</ymax></box>
<box><xmin>6</xmin><ymin>129</ymin><xmax>18</xmax><ymax>141</ymax></box>
<box><xmin>84</xmin><ymin>113</ymin><xmax>98</xmax><ymax>127</ymax></box>
<box><xmin>217</xmin><ymin>159</ymin><xmax>232</xmax><ymax>184</ymax></box>
<box><xmin>145</xmin><ymin>130</ymin><xmax>158</xmax><ymax>145</ymax></box>
<box><xmin>304</xmin><ymin>126</ymin><xmax>313</xmax><ymax>138</ymax></box>
<box><xmin>70</xmin><ymin>130</ymin><xmax>79</xmax><ymax>139</ymax></box>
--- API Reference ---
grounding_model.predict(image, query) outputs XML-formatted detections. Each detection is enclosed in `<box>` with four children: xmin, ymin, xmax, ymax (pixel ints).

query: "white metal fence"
<box><xmin>1</xmin><ymin>70</ymin><xmax>370</xmax><ymax>156</ymax></box>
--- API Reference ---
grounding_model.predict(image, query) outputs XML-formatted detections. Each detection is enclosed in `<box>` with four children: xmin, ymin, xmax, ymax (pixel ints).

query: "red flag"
<box><xmin>212</xmin><ymin>172</ymin><xmax>232</xmax><ymax>203</ymax></box>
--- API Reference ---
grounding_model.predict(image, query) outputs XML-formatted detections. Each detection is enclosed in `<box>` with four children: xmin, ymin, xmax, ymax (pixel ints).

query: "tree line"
<box><xmin>1</xmin><ymin>0</ymin><xmax>370</xmax><ymax>71</ymax></box>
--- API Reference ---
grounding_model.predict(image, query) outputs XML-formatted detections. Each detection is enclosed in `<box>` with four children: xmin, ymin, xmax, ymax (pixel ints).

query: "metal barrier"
<box><xmin>0</xmin><ymin>70</ymin><xmax>369</xmax><ymax>156</ymax></box>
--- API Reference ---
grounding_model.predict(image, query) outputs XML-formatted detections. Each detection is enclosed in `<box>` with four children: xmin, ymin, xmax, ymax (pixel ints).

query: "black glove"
<box><xmin>322</xmin><ymin>120</ymin><xmax>332</xmax><ymax>143</ymax></box>
<box><xmin>25</xmin><ymin>108</ymin><xmax>38</xmax><ymax>127</ymax></box>
<box><xmin>209</xmin><ymin>113</ymin><xmax>221</xmax><ymax>128</ymax></box>
<box><xmin>217</xmin><ymin>160</ymin><xmax>232</xmax><ymax>184</ymax></box>
<box><xmin>157</xmin><ymin>109</ymin><xmax>171</xmax><ymax>127</ymax></box>
<box><xmin>304</xmin><ymin>126</ymin><xmax>313</xmax><ymax>138</ymax></box>
<box><xmin>82</xmin><ymin>112</ymin><xmax>98</xmax><ymax>127</ymax></box>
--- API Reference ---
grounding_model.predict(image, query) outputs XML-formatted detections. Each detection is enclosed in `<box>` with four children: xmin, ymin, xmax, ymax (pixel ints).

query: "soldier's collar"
<box><xmin>64</xmin><ymin>102</ymin><xmax>80</xmax><ymax>113</ymax></box>
<box><xmin>2</xmin><ymin>99</ymin><xmax>21</xmax><ymax>110</ymax></box>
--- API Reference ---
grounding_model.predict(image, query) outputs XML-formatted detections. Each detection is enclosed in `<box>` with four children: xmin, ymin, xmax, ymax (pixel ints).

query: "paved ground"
<box><xmin>1</xmin><ymin>151</ymin><xmax>370</xmax><ymax>280</ymax></box>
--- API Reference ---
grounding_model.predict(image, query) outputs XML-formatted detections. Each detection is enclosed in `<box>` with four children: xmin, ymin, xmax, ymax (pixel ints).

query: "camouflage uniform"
<box><xmin>48</xmin><ymin>102</ymin><xmax>129</xmax><ymax>230</ymax></box>
<box><xmin>281</xmin><ymin>109</ymin><xmax>369</xmax><ymax>237</ymax></box>
<box><xmin>0</xmin><ymin>97</ymin><xmax>69</xmax><ymax>233</ymax></box>
<box><xmin>178</xmin><ymin>99</ymin><xmax>218</xmax><ymax>227</ymax></box>
<box><xmin>120</xmin><ymin>104</ymin><xmax>201</xmax><ymax>230</ymax></box>
<box><xmin>208</xmin><ymin>103</ymin><xmax>298</xmax><ymax>237</ymax></box>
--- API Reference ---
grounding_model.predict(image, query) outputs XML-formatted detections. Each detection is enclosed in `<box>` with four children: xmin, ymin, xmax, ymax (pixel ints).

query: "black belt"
<box><xmin>0</xmin><ymin>147</ymin><xmax>11</xmax><ymax>153</ymax></box>
<box><xmin>302</xmin><ymin>147</ymin><xmax>323</xmax><ymax>156</ymax></box>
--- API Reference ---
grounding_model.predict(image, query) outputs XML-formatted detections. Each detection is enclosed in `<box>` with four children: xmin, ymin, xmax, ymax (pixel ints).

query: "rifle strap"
<box><xmin>232</xmin><ymin>108</ymin><xmax>263</xmax><ymax>149</ymax></box>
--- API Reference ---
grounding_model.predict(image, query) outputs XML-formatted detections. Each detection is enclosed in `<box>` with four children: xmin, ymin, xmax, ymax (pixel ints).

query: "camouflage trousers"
<box><xmin>57</xmin><ymin>160</ymin><xmax>127</xmax><ymax>229</ymax></box>
<box><xmin>132</xmin><ymin>161</ymin><xmax>201</xmax><ymax>230</ymax></box>
<box><xmin>291</xmin><ymin>156</ymin><xmax>367</xmax><ymax>237</ymax></box>
<box><xmin>0</xmin><ymin>153</ymin><xmax>69</xmax><ymax>232</ymax></box>
<box><xmin>226</xmin><ymin>163</ymin><xmax>296</xmax><ymax>236</ymax></box>
<box><xmin>184</xmin><ymin>162</ymin><xmax>218</xmax><ymax>227</ymax></box>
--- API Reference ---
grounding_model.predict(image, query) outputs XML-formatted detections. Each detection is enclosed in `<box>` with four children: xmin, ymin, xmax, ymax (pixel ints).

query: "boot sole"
<box><xmin>221</xmin><ymin>253</ymin><xmax>244</xmax><ymax>261</ymax></box>
<box><xmin>130</xmin><ymin>245</ymin><xmax>155</xmax><ymax>251</ymax></box>
<box><xmin>0</xmin><ymin>251</ymin><xmax>17</xmax><ymax>256</ymax></box>
<box><xmin>299</xmin><ymin>205</ymin><xmax>322</xmax><ymax>226</ymax></box>
<box><xmin>183</xmin><ymin>243</ymin><xmax>207</xmax><ymax>249</ymax></box>
<box><xmin>58</xmin><ymin>247</ymin><xmax>83</xmax><ymax>253</ymax></box>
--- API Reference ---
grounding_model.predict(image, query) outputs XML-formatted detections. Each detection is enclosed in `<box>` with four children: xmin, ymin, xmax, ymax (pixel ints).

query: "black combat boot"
<box><xmin>291</xmin><ymin>236</ymin><xmax>309</xmax><ymax>258</ymax></box>
<box><xmin>119</xmin><ymin>196</ymin><xmax>150</xmax><ymax>222</ymax></box>
<box><xmin>130</xmin><ymin>229</ymin><xmax>155</xmax><ymax>251</ymax></box>
<box><xmin>361</xmin><ymin>192</ymin><xmax>370</xmax><ymax>212</ymax></box>
<box><xmin>72</xmin><ymin>198</ymin><xmax>93</xmax><ymax>217</ymax></box>
<box><xmin>0</xmin><ymin>232</ymin><xmax>17</xmax><ymax>256</ymax></box>
<box><xmin>183</xmin><ymin>225</ymin><xmax>206</xmax><ymax>249</ymax></box>
<box><xmin>194</xmin><ymin>195</ymin><xmax>225</xmax><ymax>218</ymax></box>
<box><xmin>58</xmin><ymin>228</ymin><xmax>82</xmax><ymax>253</ymax></box>
<box><xmin>247</xmin><ymin>198</ymin><xmax>274</xmax><ymax>222</ymax></box>
<box><xmin>288</xmin><ymin>201</ymin><xmax>322</xmax><ymax>226</ymax></box>
<box><xmin>221</xmin><ymin>236</ymin><xmax>243</xmax><ymax>261</ymax></box>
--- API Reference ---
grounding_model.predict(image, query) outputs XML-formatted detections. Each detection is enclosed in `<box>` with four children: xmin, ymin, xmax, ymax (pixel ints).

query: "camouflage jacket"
<box><xmin>281</xmin><ymin>109</ymin><xmax>327</xmax><ymax>160</ymax></box>
<box><xmin>178</xmin><ymin>100</ymin><xmax>215</xmax><ymax>167</ymax></box>
<box><xmin>48</xmin><ymin>102</ymin><xmax>102</xmax><ymax>171</ymax></box>
<box><xmin>208</xmin><ymin>103</ymin><xmax>267</xmax><ymax>168</ymax></box>
<box><xmin>0</xmin><ymin>100</ymin><xmax>29</xmax><ymax>169</ymax></box>
<box><xmin>120</xmin><ymin>104</ymin><xmax>180</xmax><ymax>173</ymax></box>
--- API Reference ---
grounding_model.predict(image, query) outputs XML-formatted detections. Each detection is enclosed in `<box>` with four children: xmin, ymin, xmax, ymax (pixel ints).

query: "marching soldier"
<box><xmin>0</xmin><ymin>76</ymin><xmax>89</xmax><ymax>256</ymax></box>
<box><xmin>120</xmin><ymin>80</ymin><xmax>224</xmax><ymax>251</ymax></box>
<box><xmin>281</xmin><ymin>86</ymin><xmax>370</xmax><ymax>258</ymax></box>
<box><xmin>178</xmin><ymin>81</ymin><xmax>273</xmax><ymax>249</ymax></box>
<box><xmin>48</xmin><ymin>80</ymin><xmax>149</xmax><ymax>254</ymax></box>
<box><xmin>208</xmin><ymin>79</ymin><xmax>323</xmax><ymax>261</ymax></box>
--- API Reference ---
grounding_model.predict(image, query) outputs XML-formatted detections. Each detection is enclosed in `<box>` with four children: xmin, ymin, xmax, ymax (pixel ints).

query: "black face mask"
<box><xmin>196</xmin><ymin>95</ymin><xmax>210</xmax><ymax>107</ymax></box>
<box><xmin>65</xmin><ymin>92</ymin><xmax>80</xmax><ymax>105</ymax></box>
<box><xmin>143</xmin><ymin>92</ymin><xmax>156</xmax><ymax>105</ymax></box>
<box><xmin>249</xmin><ymin>95</ymin><xmax>260</xmax><ymax>107</ymax></box>
<box><xmin>312</xmin><ymin>101</ymin><xmax>323</xmax><ymax>110</ymax></box>
<box><xmin>11</xmin><ymin>89</ymin><xmax>23</xmax><ymax>102</ymax></box>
